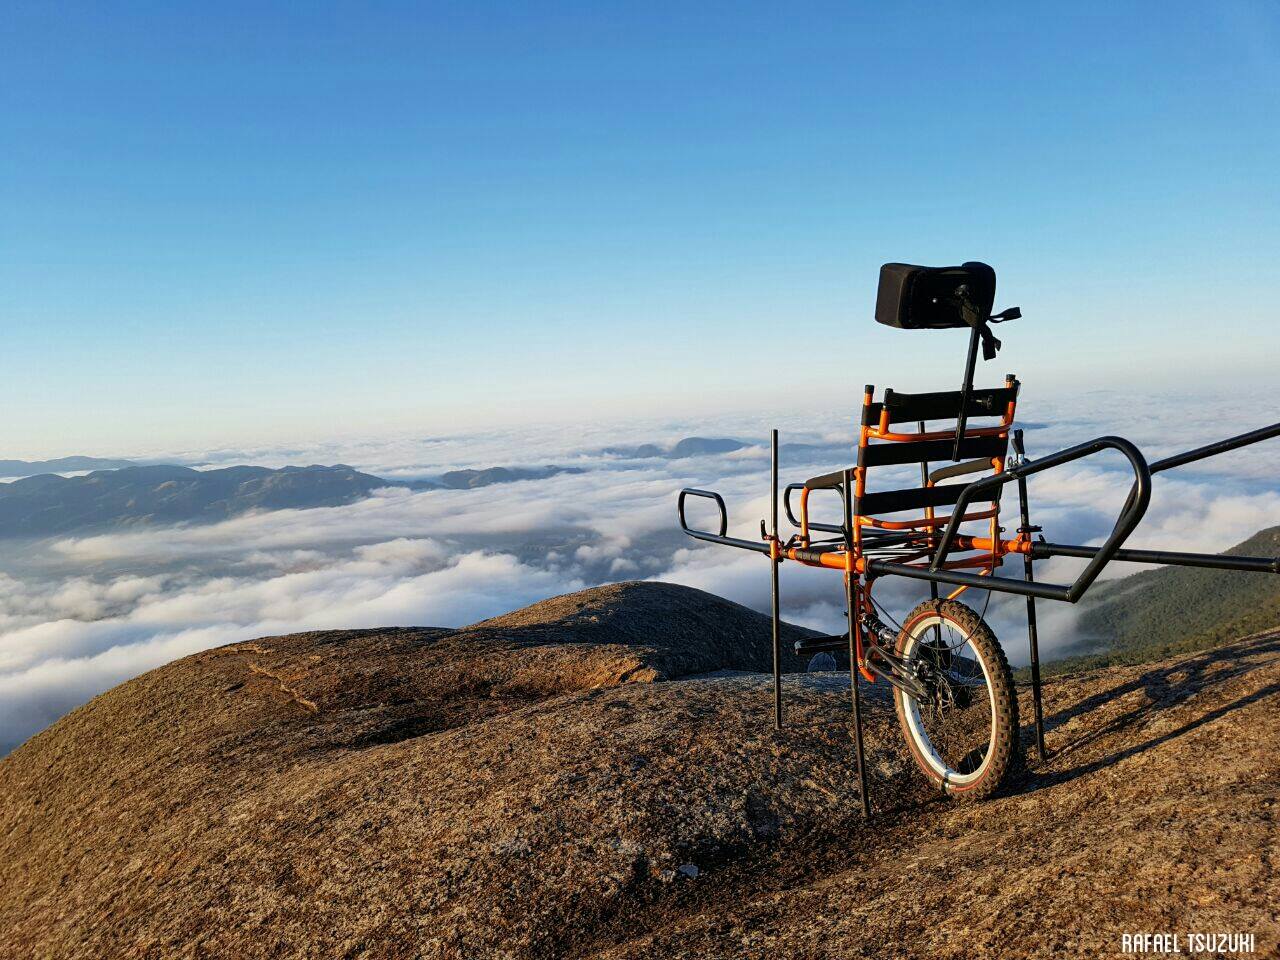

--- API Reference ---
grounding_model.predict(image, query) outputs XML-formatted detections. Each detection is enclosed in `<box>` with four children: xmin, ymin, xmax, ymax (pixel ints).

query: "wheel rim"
<box><xmin>899</xmin><ymin>613</ymin><xmax>997</xmax><ymax>787</ymax></box>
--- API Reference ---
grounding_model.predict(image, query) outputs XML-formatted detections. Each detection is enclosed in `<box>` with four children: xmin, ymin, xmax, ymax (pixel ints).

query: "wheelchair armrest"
<box><xmin>784</xmin><ymin>479</ymin><xmax>846</xmax><ymax>535</ymax></box>
<box><xmin>928</xmin><ymin>458</ymin><xmax>993</xmax><ymax>484</ymax></box>
<box><xmin>804</xmin><ymin>469</ymin><xmax>847</xmax><ymax>490</ymax></box>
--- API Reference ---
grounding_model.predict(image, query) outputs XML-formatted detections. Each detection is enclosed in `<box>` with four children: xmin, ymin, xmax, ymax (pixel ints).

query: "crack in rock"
<box><xmin>247</xmin><ymin>663</ymin><xmax>319</xmax><ymax>714</ymax></box>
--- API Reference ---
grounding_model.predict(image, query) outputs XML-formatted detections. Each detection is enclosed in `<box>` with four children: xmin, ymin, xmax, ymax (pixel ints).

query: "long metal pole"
<box><xmin>1030</xmin><ymin>542</ymin><xmax>1280</xmax><ymax>574</ymax></box>
<box><xmin>844</xmin><ymin>468</ymin><xmax>871</xmax><ymax>818</ymax></box>
<box><xmin>1149</xmin><ymin>421</ymin><xmax>1280</xmax><ymax>474</ymax></box>
<box><xmin>771</xmin><ymin>429</ymin><xmax>782</xmax><ymax>731</ymax></box>
<box><xmin>866</xmin><ymin>560</ymin><xmax>1074</xmax><ymax>600</ymax></box>
<box><xmin>1013</xmin><ymin>431</ymin><xmax>1046</xmax><ymax>761</ymax></box>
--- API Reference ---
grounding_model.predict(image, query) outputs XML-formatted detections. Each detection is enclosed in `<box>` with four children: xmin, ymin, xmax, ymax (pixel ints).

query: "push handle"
<box><xmin>677</xmin><ymin>487</ymin><xmax>771</xmax><ymax>554</ymax></box>
<box><xmin>677</xmin><ymin>488</ymin><xmax>727</xmax><ymax>539</ymax></box>
<box><xmin>926</xmin><ymin>435</ymin><xmax>1152</xmax><ymax>602</ymax></box>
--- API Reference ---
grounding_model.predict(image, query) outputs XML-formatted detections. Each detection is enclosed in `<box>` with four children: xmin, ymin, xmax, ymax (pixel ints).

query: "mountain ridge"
<box><xmin>0</xmin><ymin>463</ymin><xmax>394</xmax><ymax>537</ymax></box>
<box><xmin>0</xmin><ymin>433</ymin><xmax>758</xmax><ymax>537</ymax></box>
<box><xmin>0</xmin><ymin>462</ymin><xmax>591</xmax><ymax>538</ymax></box>
<box><xmin>0</xmin><ymin>456</ymin><xmax>138</xmax><ymax>477</ymax></box>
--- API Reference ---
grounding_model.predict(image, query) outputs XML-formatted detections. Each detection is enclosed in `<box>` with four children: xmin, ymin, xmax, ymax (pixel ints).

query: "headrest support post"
<box><xmin>952</xmin><ymin>325</ymin><xmax>983</xmax><ymax>461</ymax></box>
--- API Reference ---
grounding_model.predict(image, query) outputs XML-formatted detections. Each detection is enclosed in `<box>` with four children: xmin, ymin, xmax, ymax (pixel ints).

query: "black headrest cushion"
<box><xmin>875</xmin><ymin>262</ymin><xmax>996</xmax><ymax>330</ymax></box>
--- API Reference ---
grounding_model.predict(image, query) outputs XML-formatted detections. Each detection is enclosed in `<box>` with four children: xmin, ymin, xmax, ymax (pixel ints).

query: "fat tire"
<box><xmin>892</xmin><ymin>598</ymin><xmax>1022</xmax><ymax>799</ymax></box>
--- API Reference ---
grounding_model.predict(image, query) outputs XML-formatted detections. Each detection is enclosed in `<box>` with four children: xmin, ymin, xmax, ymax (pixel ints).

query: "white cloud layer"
<box><xmin>3</xmin><ymin>387</ymin><xmax>1279</xmax><ymax>753</ymax></box>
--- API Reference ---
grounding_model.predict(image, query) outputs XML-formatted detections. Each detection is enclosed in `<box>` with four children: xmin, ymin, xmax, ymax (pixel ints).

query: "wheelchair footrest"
<box><xmin>794</xmin><ymin>634</ymin><xmax>849</xmax><ymax>655</ymax></box>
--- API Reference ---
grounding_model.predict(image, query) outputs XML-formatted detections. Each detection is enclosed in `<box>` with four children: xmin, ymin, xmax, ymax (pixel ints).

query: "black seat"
<box><xmin>863</xmin><ymin>385</ymin><xmax>1017</xmax><ymax>427</ymax></box>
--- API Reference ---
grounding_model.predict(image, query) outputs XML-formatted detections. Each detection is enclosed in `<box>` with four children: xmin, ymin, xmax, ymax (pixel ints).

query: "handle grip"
<box><xmin>677</xmin><ymin>487</ymin><xmax>771</xmax><ymax>554</ymax></box>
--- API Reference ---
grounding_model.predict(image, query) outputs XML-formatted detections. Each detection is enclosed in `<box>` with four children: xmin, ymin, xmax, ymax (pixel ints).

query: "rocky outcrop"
<box><xmin>1</xmin><ymin>582</ymin><xmax>1277</xmax><ymax>958</ymax></box>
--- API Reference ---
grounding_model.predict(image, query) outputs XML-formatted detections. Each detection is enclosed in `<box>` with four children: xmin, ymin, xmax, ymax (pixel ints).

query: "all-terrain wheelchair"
<box><xmin>679</xmin><ymin>262</ymin><xmax>1280</xmax><ymax>808</ymax></box>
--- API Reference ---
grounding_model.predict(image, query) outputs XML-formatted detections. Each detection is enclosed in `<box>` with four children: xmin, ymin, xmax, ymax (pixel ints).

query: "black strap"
<box><xmin>958</xmin><ymin>295</ymin><xmax>1001</xmax><ymax>360</ymax></box>
<box><xmin>978</xmin><ymin>324</ymin><xmax>1001</xmax><ymax>361</ymax></box>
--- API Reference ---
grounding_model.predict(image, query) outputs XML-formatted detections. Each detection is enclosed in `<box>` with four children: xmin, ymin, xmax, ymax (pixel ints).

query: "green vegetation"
<box><xmin>1022</xmin><ymin>525</ymin><xmax>1280</xmax><ymax>678</ymax></box>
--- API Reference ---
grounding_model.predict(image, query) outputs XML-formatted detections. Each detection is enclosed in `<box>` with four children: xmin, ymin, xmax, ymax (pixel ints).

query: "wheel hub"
<box><xmin>916</xmin><ymin>662</ymin><xmax>972</xmax><ymax>718</ymax></box>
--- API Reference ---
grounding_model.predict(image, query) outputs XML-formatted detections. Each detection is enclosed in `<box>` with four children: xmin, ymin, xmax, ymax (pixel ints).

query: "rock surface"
<box><xmin>1</xmin><ymin>581</ymin><xmax>1277</xmax><ymax>958</ymax></box>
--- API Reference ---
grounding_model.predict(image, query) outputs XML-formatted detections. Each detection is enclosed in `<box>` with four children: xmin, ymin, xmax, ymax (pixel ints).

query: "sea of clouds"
<box><xmin>2</xmin><ymin>386</ymin><xmax>1279</xmax><ymax>753</ymax></box>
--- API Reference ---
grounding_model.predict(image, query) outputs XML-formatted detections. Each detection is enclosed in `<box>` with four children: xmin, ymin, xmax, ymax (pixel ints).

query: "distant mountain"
<box><xmin>0</xmin><ymin>456</ymin><xmax>137</xmax><ymax>478</ymax></box>
<box><xmin>0</xmin><ymin>464</ymin><xmax>395</xmax><ymax>537</ymax></box>
<box><xmin>1043</xmin><ymin>524</ymin><xmax>1280</xmax><ymax>674</ymax></box>
<box><xmin>669</xmin><ymin>437</ymin><xmax>748</xmax><ymax>457</ymax></box>
<box><xmin>600</xmin><ymin>443</ymin><xmax>666</xmax><ymax>459</ymax></box>
<box><xmin>437</xmin><ymin>465</ymin><xmax>583</xmax><ymax>489</ymax></box>
<box><xmin>602</xmin><ymin>437</ymin><xmax>749</xmax><ymax>459</ymax></box>
<box><xmin>0</xmin><ymin>460</ymin><xmax>599</xmax><ymax>537</ymax></box>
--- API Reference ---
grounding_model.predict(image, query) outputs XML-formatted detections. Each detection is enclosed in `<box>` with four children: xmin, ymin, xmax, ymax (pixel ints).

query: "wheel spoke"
<box><xmin>900</xmin><ymin>611</ymin><xmax>996</xmax><ymax>786</ymax></box>
<box><xmin>893</xmin><ymin>599</ymin><xmax>1018</xmax><ymax>799</ymax></box>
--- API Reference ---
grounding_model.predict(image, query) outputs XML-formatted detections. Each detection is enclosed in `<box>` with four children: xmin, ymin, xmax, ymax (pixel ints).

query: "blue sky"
<box><xmin>3</xmin><ymin>2</ymin><xmax>1278</xmax><ymax>457</ymax></box>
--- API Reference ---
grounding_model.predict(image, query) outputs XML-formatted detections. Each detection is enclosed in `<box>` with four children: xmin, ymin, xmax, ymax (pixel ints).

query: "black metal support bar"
<box><xmin>770</xmin><ymin>430</ymin><xmax>782</xmax><ymax>731</ymax></box>
<box><xmin>1030</xmin><ymin>542</ymin><xmax>1280</xmax><ymax>574</ymax></box>
<box><xmin>1012</xmin><ymin>430</ymin><xmax>1046</xmax><ymax>762</ymax></box>
<box><xmin>1149</xmin><ymin>421</ymin><xmax>1280</xmax><ymax>475</ymax></box>
<box><xmin>951</xmin><ymin>324</ymin><xmax>982</xmax><ymax>461</ymax></box>
<box><xmin>866</xmin><ymin>559</ymin><xmax>1074</xmax><ymax>599</ymax></box>
<box><xmin>844</xmin><ymin>467</ymin><xmax>871</xmax><ymax>818</ymax></box>
<box><xmin>919</xmin><ymin>420</ymin><xmax>940</xmax><ymax>606</ymax></box>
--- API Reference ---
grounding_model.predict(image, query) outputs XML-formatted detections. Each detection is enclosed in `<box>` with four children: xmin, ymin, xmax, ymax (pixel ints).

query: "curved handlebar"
<box><xmin>783</xmin><ymin>483</ymin><xmax>804</xmax><ymax>528</ymax></box>
<box><xmin>677</xmin><ymin>487</ymin><xmax>771</xmax><ymax>554</ymax></box>
<box><xmin>890</xmin><ymin>435</ymin><xmax>1152</xmax><ymax>603</ymax></box>
<box><xmin>783</xmin><ymin>482</ymin><xmax>845</xmax><ymax>535</ymax></box>
<box><xmin>677</xmin><ymin>488</ymin><xmax>727</xmax><ymax>539</ymax></box>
